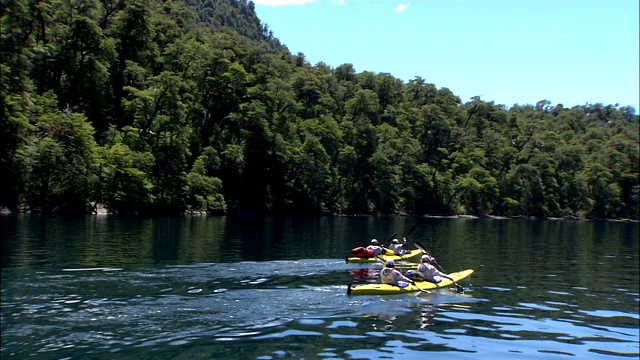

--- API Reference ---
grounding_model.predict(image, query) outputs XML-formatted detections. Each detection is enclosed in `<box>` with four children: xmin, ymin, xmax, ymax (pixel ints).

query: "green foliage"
<box><xmin>101</xmin><ymin>143</ymin><xmax>155</xmax><ymax>213</ymax></box>
<box><xmin>457</xmin><ymin>167</ymin><xmax>498</xmax><ymax>215</ymax></box>
<box><xmin>1</xmin><ymin>0</ymin><xmax>638</xmax><ymax>219</ymax></box>
<box><xmin>16</xmin><ymin>93</ymin><xmax>100</xmax><ymax>212</ymax></box>
<box><xmin>185</xmin><ymin>152</ymin><xmax>226</xmax><ymax>213</ymax></box>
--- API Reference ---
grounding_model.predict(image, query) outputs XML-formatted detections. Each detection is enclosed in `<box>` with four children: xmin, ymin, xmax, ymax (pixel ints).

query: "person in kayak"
<box><xmin>406</xmin><ymin>255</ymin><xmax>454</xmax><ymax>283</ymax></box>
<box><xmin>380</xmin><ymin>259</ymin><xmax>415</xmax><ymax>287</ymax></box>
<box><xmin>366</xmin><ymin>239</ymin><xmax>388</xmax><ymax>258</ymax></box>
<box><xmin>349</xmin><ymin>239</ymin><xmax>390</xmax><ymax>259</ymax></box>
<box><xmin>389</xmin><ymin>238</ymin><xmax>408</xmax><ymax>255</ymax></box>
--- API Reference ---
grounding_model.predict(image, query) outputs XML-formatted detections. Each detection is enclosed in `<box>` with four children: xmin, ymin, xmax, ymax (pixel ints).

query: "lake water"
<box><xmin>1</xmin><ymin>214</ymin><xmax>638</xmax><ymax>359</ymax></box>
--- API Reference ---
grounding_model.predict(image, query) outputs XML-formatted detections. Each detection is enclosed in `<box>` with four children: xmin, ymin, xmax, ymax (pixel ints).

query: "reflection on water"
<box><xmin>1</xmin><ymin>215</ymin><xmax>638</xmax><ymax>359</ymax></box>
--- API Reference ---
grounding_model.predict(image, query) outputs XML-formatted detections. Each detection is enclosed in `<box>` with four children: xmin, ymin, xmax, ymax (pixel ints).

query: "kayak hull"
<box><xmin>346</xmin><ymin>269</ymin><xmax>474</xmax><ymax>295</ymax></box>
<box><xmin>345</xmin><ymin>249</ymin><xmax>423</xmax><ymax>264</ymax></box>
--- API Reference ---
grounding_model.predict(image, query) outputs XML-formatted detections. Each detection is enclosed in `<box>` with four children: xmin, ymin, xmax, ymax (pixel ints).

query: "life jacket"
<box><xmin>380</xmin><ymin>267</ymin><xmax>397</xmax><ymax>284</ymax></box>
<box><xmin>389</xmin><ymin>243</ymin><xmax>404</xmax><ymax>255</ymax></box>
<box><xmin>351</xmin><ymin>246</ymin><xmax>374</xmax><ymax>258</ymax></box>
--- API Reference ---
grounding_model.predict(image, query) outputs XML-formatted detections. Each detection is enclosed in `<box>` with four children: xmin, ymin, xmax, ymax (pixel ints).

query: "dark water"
<box><xmin>1</xmin><ymin>214</ymin><xmax>638</xmax><ymax>359</ymax></box>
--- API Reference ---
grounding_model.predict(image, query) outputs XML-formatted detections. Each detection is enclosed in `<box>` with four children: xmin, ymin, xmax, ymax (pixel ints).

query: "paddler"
<box><xmin>380</xmin><ymin>259</ymin><xmax>415</xmax><ymax>286</ymax></box>
<box><xmin>366</xmin><ymin>239</ymin><xmax>388</xmax><ymax>258</ymax></box>
<box><xmin>389</xmin><ymin>238</ymin><xmax>408</xmax><ymax>255</ymax></box>
<box><xmin>406</xmin><ymin>255</ymin><xmax>455</xmax><ymax>283</ymax></box>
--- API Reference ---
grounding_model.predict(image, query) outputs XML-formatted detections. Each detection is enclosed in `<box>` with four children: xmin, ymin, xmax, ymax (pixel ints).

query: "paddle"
<box><xmin>414</xmin><ymin>239</ymin><xmax>429</xmax><ymax>255</ymax></box>
<box><xmin>386</xmin><ymin>232</ymin><xmax>398</xmax><ymax>243</ymax></box>
<box><xmin>411</xmin><ymin>280</ymin><xmax>431</xmax><ymax>294</ymax></box>
<box><xmin>391</xmin><ymin>224</ymin><xmax>416</xmax><ymax>255</ymax></box>
<box><xmin>383</xmin><ymin>232</ymin><xmax>397</xmax><ymax>254</ymax></box>
<box><xmin>414</xmin><ymin>240</ymin><xmax>464</xmax><ymax>293</ymax></box>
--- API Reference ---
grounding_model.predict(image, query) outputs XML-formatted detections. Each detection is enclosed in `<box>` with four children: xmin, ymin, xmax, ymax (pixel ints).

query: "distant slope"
<box><xmin>180</xmin><ymin>0</ymin><xmax>287</xmax><ymax>54</ymax></box>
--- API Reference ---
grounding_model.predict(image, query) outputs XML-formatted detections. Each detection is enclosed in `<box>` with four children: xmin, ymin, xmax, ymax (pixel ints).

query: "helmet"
<box><xmin>371</xmin><ymin>239</ymin><xmax>378</xmax><ymax>245</ymax></box>
<box><xmin>421</xmin><ymin>255</ymin><xmax>435</xmax><ymax>263</ymax></box>
<box><xmin>385</xmin><ymin>259</ymin><xmax>395</xmax><ymax>268</ymax></box>
<box><xmin>392</xmin><ymin>239</ymin><xmax>399</xmax><ymax>244</ymax></box>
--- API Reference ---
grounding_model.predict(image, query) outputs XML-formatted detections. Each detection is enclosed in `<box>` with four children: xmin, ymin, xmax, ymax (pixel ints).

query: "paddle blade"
<box><xmin>414</xmin><ymin>240</ymin><xmax>428</xmax><ymax>253</ymax></box>
<box><xmin>407</xmin><ymin>224</ymin><xmax>417</xmax><ymax>236</ymax></box>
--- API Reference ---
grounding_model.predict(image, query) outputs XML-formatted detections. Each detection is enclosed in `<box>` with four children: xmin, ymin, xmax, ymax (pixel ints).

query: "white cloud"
<box><xmin>252</xmin><ymin>0</ymin><xmax>316</xmax><ymax>5</ymax></box>
<box><xmin>395</xmin><ymin>3</ymin><xmax>408</xmax><ymax>13</ymax></box>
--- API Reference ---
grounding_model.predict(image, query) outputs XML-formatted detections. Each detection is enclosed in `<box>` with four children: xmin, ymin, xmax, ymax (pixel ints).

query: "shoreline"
<box><xmin>1</xmin><ymin>206</ymin><xmax>637</xmax><ymax>223</ymax></box>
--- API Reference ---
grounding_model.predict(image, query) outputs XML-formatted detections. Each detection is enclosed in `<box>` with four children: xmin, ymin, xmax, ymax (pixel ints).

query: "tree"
<box><xmin>1</xmin><ymin>0</ymin><xmax>38</xmax><ymax>210</ymax></box>
<box><xmin>367</xmin><ymin>124</ymin><xmax>403</xmax><ymax>213</ymax></box>
<box><xmin>583</xmin><ymin>163</ymin><xmax>623</xmax><ymax>219</ymax></box>
<box><xmin>3</xmin><ymin>0</ymin><xmax>637</xmax><ymax>220</ymax></box>
<box><xmin>17</xmin><ymin>93</ymin><xmax>100</xmax><ymax>212</ymax></box>
<box><xmin>504</xmin><ymin>164</ymin><xmax>545</xmax><ymax>217</ymax></box>
<box><xmin>121</xmin><ymin>70</ymin><xmax>193</xmax><ymax>213</ymax></box>
<box><xmin>456</xmin><ymin>167</ymin><xmax>498</xmax><ymax>215</ymax></box>
<box><xmin>185</xmin><ymin>151</ymin><xmax>226</xmax><ymax>213</ymax></box>
<box><xmin>101</xmin><ymin>142</ymin><xmax>155</xmax><ymax>213</ymax></box>
<box><xmin>289</xmin><ymin>132</ymin><xmax>332</xmax><ymax>212</ymax></box>
<box><xmin>345</xmin><ymin>89</ymin><xmax>379</xmax><ymax>123</ymax></box>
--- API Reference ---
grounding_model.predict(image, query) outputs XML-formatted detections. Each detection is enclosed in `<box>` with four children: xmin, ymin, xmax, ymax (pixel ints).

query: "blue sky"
<box><xmin>253</xmin><ymin>0</ymin><xmax>639</xmax><ymax>111</ymax></box>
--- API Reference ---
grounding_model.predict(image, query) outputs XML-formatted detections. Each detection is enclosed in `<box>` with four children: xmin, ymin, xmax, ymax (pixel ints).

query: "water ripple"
<box><xmin>2</xmin><ymin>259</ymin><xmax>638</xmax><ymax>359</ymax></box>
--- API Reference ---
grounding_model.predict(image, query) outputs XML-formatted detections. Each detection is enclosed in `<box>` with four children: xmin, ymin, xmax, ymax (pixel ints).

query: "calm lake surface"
<box><xmin>1</xmin><ymin>214</ymin><xmax>638</xmax><ymax>359</ymax></box>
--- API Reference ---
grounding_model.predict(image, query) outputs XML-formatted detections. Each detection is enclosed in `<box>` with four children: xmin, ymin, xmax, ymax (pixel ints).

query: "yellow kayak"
<box><xmin>346</xmin><ymin>269</ymin><xmax>474</xmax><ymax>295</ymax></box>
<box><xmin>345</xmin><ymin>249</ymin><xmax>424</xmax><ymax>264</ymax></box>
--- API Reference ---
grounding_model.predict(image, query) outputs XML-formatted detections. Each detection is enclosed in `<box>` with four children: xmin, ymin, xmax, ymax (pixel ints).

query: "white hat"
<box><xmin>421</xmin><ymin>255</ymin><xmax>435</xmax><ymax>263</ymax></box>
<box><xmin>392</xmin><ymin>239</ymin><xmax>399</xmax><ymax>244</ymax></box>
<box><xmin>385</xmin><ymin>259</ymin><xmax>395</xmax><ymax>267</ymax></box>
<box><xmin>371</xmin><ymin>239</ymin><xmax>378</xmax><ymax>245</ymax></box>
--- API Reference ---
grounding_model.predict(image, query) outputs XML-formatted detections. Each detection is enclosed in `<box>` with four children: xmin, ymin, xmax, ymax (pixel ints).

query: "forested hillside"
<box><xmin>2</xmin><ymin>0</ymin><xmax>638</xmax><ymax>219</ymax></box>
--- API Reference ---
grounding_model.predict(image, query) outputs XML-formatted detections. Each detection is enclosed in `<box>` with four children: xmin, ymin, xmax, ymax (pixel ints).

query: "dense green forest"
<box><xmin>2</xmin><ymin>0</ymin><xmax>638</xmax><ymax>219</ymax></box>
